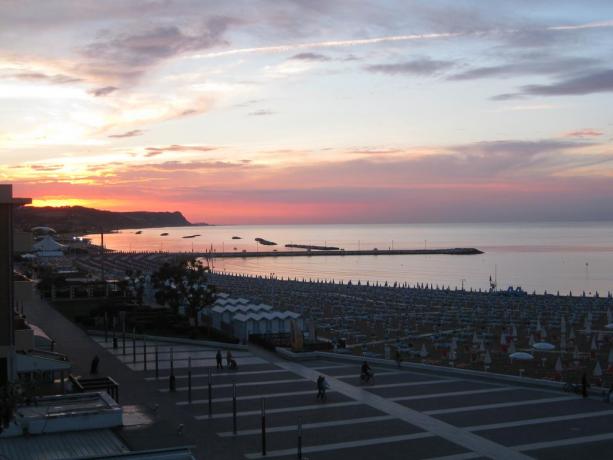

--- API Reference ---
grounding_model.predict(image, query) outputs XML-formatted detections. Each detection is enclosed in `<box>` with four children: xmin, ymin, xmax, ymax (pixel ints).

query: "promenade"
<box><xmin>25</xmin><ymin>296</ymin><xmax>613</xmax><ymax>459</ymax></box>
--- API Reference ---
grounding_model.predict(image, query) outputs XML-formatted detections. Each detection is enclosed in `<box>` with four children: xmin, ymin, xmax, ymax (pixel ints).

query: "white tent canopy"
<box><xmin>32</xmin><ymin>235</ymin><xmax>66</xmax><ymax>257</ymax></box>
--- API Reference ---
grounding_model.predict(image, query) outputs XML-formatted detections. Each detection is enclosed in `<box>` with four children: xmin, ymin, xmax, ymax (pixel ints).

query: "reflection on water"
<box><xmin>87</xmin><ymin>222</ymin><xmax>613</xmax><ymax>295</ymax></box>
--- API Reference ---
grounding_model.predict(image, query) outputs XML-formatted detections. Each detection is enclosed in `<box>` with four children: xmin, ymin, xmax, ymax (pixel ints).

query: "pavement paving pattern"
<box><xmin>89</xmin><ymin>335</ymin><xmax>613</xmax><ymax>460</ymax></box>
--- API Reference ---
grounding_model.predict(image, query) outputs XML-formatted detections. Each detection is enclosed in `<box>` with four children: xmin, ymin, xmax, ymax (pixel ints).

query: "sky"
<box><xmin>1</xmin><ymin>0</ymin><xmax>613</xmax><ymax>224</ymax></box>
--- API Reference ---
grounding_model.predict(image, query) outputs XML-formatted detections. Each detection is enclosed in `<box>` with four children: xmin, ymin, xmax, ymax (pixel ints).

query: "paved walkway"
<box><xmin>25</xmin><ymin>296</ymin><xmax>613</xmax><ymax>460</ymax></box>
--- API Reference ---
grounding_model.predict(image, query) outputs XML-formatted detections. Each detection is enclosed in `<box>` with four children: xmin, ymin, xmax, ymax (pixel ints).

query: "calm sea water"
<box><xmin>87</xmin><ymin>223</ymin><xmax>613</xmax><ymax>295</ymax></box>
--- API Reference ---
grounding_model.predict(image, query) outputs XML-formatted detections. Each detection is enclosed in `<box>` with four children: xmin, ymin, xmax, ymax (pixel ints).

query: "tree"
<box><xmin>151</xmin><ymin>259</ymin><xmax>216</xmax><ymax>326</ymax></box>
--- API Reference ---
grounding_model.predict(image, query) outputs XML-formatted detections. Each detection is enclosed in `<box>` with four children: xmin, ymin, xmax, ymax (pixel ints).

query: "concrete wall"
<box><xmin>14</xmin><ymin>328</ymin><xmax>34</xmax><ymax>351</ymax></box>
<box><xmin>14</xmin><ymin>280</ymin><xmax>34</xmax><ymax>307</ymax></box>
<box><xmin>13</xmin><ymin>231</ymin><xmax>33</xmax><ymax>254</ymax></box>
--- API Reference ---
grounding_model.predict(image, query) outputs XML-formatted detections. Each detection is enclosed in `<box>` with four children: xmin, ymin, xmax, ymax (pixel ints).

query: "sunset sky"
<box><xmin>2</xmin><ymin>0</ymin><xmax>613</xmax><ymax>224</ymax></box>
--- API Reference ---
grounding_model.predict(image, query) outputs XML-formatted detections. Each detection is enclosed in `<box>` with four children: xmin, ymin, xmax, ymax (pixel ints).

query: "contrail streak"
<box><xmin>190</xmin><ymin>18</ymin><xmax>613</xmax><ymax>60</ymax></box>
<box><xmin>191</xmin><ymin>32</ymin><xmax>461</xmax><ymax>59</ymax></box>
<box><xmin>548</xmin><ymin>20</ymin><xmax>613</xmax><ymax>31</ymax></box>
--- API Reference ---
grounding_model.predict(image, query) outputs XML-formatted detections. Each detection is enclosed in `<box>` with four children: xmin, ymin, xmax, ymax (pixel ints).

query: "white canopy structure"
<box><xmin>208</xmin><ymin>303</ymin><xmax>274</xmax><ymax>329</ymax></box>
<box><xmin>232</xmin><ymin>310</ymin><xmax>303</xmax><ymax>343</ymax></box>
<box><xmin>32</xmin><ymin>235</ymin><xmax>66</xmax><ymax>257</ymax></box>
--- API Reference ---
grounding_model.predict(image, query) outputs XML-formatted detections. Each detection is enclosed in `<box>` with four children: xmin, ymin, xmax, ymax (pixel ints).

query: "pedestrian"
<box><xmin>169</xmin><ymin>373</ymin><xmax>176</xmax><ymax>392</ymax></box>
<box><xmin>581</xmin><ymin>373</ymin><xmax>589</xmax><ymax>398</ymax></box>
<box><xmin>90</xmin><ymin>355</ymin><xmax>100</xmax><ymax>375</ymax></box>
<box><xmin>216</xmin><ymin>350</ymin><xmax>223</xmax><ymax>369</ymax></box>
<box><xmin>226</xmin><ymin>350</ymin><xmax>233</xmax><ymax>368</ymax></box>
<box><xmin>316</xmin><ymin>375</ymin><xmax>327</xmax><ymax>401</ymax></box>
<box><xmin>395</xmin><ymin>349</ymin><xmax>402</xmax><ymax>368</ymax></box>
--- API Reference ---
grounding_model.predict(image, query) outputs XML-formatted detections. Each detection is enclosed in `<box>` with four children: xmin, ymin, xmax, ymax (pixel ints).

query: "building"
<box><xmin>0</xmin><ymin>184</ymin><xmax>31</xmax><ymax>386</ymax></box>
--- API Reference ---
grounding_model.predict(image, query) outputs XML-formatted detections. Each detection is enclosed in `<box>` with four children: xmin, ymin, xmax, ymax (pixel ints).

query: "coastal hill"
<box><xmin>15</xmin><ymin>205</ymin><xmax>194</xmax><ymax>233</ymax></box>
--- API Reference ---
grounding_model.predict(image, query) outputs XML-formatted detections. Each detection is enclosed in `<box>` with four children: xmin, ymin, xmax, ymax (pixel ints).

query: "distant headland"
<box><xmin>14</xmin><ymin>205</ymin><xmax>196</xmax><ymax>234</ymax></box>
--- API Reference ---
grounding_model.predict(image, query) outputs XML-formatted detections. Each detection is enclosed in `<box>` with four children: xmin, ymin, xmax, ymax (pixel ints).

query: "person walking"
<box><xmin>316</xmin><ymin>375</ymin><xmax>327</xmax><ymax>401</ymax></box>
<box><xmin>226</xmin><ymin>350</ymin><xmax>233</xmax><ymax>368</ymax></box>
<box><xmin>216</xmin><ymin>350</ymin><xmax>223</xmax><ymax>369</ymax></box>
<box><xmin>90</xmin><ymin>355</ymin><xmax>100</xmax><ymax>375</ymax></box>
<box><xmin>581</xmin><ymin>373</ymin><xmax>589</xmax><ymax>398</ymax></box>
<box><xmin>395</xmin><ymin>349</ymin><xmax>402</xmax><ymax>368</ymax></box>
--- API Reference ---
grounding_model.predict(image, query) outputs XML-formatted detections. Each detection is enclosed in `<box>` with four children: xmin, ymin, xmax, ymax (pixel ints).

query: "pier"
<box><xmin>173</xmin><ymin>247</ymin><xmax>483</xmax><ymax>259</ymax></box>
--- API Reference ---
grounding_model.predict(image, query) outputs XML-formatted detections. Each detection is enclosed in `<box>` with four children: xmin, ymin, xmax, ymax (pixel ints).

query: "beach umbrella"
<box><xmin>536</xmin><ymin>318</ymin><xmax>542</xmax><ymax>333</ymax></box>
<box><xmin>573</xmin><ymin>346</ymin><xmax>580</xmax><ymax>360</ymax></box>
<box><xmin>419</xmin><ymin>344</ymin><xmax>428</xmax><ymax>358</ymax></box>
<box><xmin>594</xmin><ymin>361</ymin><xmax>603</xmax><ymax>378</ymax></box>
<box><xmin>510</xmin><ymin>352</ymin><xmax>534</xmax><ymax>361</ymax></box>
<box><xmin>591</xmin><ymin>336</ymin><xmax>598</xmax><ymax>351</ymax></box>
<box><xmin>533</xmin><ymin>342</ymin><xmax>555</xmax><ymax>351</ymax></box>
<box><xmin>554</xmin><ymin>356</ymin><xmax>563</xmax><ymax>374</ymax></box>
<box><xmin>560</xmin><ymin>316</ymin><xmax>566</xmax><ymax>334</ymax></box>
<box><xmin>511</xmin><ymin>324</ymin><xmax>518</xmax><ymax>338</ymax></box>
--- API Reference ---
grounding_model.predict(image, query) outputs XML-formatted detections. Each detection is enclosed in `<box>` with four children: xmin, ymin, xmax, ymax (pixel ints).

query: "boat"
<box><xmin>135</xmin><ymin>230</ymin><xmax>142</xmax><ymax>234</ymax></box>
<box><xmin>182</xmin><ymin>234</ymin><xmax>201</xmax><ymax>239</ymax></box>
<box><xmin>232</xmin><ymin>236</ymin><xmax>242</xmax><ymax>240</ymax></box>
<box><xmin>160</xmin><ymin>232</ymin><xmax>169</xmax><ymax>236</ymax></box>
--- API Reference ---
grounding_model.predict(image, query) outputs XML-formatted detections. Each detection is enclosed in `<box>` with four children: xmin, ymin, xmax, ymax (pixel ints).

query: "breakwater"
<box><xmin>174</xmin><ymin>247</ymin><xmax>483</xmax><ymax>259</ymax></box>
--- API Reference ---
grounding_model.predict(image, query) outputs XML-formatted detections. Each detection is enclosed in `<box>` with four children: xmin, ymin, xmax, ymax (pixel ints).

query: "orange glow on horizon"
<box><xmin>31</xmin><ymin>197</ymin><xmax>123</xmax><ymax>209</ymax></box>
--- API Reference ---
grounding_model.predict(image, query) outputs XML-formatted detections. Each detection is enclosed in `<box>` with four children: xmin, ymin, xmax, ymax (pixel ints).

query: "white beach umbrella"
<box><xmin>554</xmin><ymin>356</ymin><xmax>563</xmax><ymax>373</ymax></box>
<box><xmin>510</xmin><ymin>352</ymin><xmax>534</xmax><ymax>361</ymax></box>
<box><xmin>533</xmin><ymin>342</ymin><xmax>555</xmax><ymax>351</ymax></box>
<box><xmin>594</xmin><ymin>361</ymin><xmax>603</xmax><ymax>378</ymax></box>
<box><xmin>511</xmin><ymin>324</ymin><xmax>518</xmax><ymax>338</ymax></box>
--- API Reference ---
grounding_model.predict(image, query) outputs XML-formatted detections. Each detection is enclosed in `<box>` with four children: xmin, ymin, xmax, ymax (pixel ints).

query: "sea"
<box><xmin>86</xmin><ymin>222</ymin><xmax>613</xmax><ymax>295</ymax></box>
